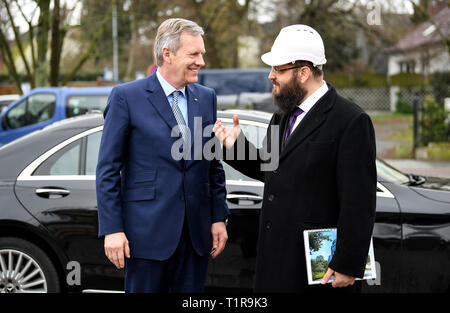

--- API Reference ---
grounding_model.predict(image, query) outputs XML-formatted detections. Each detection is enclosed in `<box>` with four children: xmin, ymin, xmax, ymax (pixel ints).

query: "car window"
<box><xmin>6</xmin><ymin>93</ymin><xmax>56</xmax><ymax>129</ymax></box>
<box><xmin>221</xmin><ymin>119</ymin><xmax>267</xmax><ymax>182</ymax></box>
<box><xmin>33</xmin><ymin>140</ymin><xmax>81</xmax><ymax>175</ymax></box>
<box><xmin>66</xmin><ymin>95</ymin><xmax>109</xmax><ymax>118</ymax></box>
<box><xmin>85</xmin><ymin>131</ymin><xmax>102</xmax><ymax>175</ymax></box>
<box><xmin>222</xmin><ymin>121</ymin><xmax>266</xmax><ymax>149</ymax></box>
<box><xmin>5</xmin><ymin>97</ymin><xmax>27</xmax><ymax>129</ymax></box>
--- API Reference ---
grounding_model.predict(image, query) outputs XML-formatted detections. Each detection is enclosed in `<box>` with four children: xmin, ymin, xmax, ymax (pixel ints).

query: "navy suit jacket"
<box><xmin>96</xmin><ymin>73</ymin><xmax>229</xmax><ymax>260</ymax></box>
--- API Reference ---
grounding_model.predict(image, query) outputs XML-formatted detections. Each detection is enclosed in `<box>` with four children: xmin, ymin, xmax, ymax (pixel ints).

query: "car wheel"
<box><xmin>0</xmin><ymin>237</ymin><xmax>60</xmax><ymax>293</ymax></box>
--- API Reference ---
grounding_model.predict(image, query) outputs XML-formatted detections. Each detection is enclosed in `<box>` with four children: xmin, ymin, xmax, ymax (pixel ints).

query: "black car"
<box><xmin>0</xmin><ymin>111</ymin><xmax>449</xmax><ymax>293</ymax></box>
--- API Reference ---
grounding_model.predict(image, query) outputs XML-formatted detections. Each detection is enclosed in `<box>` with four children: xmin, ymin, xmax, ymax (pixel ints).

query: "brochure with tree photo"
<box><xmin>303</xmin><ymin>228</ymin><xmax>376</xmax><ymax>285</ymax></box>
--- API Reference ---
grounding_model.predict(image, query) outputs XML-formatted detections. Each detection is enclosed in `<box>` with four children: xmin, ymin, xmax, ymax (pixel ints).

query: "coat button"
<box><xmin>180</xmin><ymin>195</ymin><xmax>185</xmax><ymax>201</ymax></box>
<box><xmin>265</xmin><ymin>221</ymin><xmax>272</xmax><ymax>230</ymax></box>
<box><xmin>268</xmin><ymin>194</ymin><xmax>275</xmax><ymax>201</ymax></box>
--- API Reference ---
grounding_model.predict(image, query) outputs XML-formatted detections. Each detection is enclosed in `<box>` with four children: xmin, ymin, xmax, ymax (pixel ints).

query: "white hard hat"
<box><xmin>261</xmin><ymin>24</ymin><xmax>327</xmax><ymax>68</ymax></box>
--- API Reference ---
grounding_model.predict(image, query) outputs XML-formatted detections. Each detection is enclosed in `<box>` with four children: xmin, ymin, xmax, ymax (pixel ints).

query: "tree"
<box><xmin>263</xmin><ymin>0</ymin><xmax>400</xmax><ymax>72</ymax></box>
<box><xmin>125</xmin><ymin>0</ymin><xmax>160</xmax><ymax>79</ymax></box>
<box><xmin>308</xmin><ymin>232</ymin><xmax>331</xmax><ymax>252</ymax></box>
<box><xmin>61</xmin><ymin>0</ymin><xmax>117</xmax><ymax>85</ymax></box>
<box><xmin>161</xmin><ymin>0</ymin><xmax>254</xmax><ymax>69</ymax></box>
<box><xmin>311</xmin><ymin>255</ymin><xmax>327</xmax><ymax>278</ymax></box>
<box><xmin>0</xmin><ymin>0</ymin><xmax>117</xmax><ymax>92</ymax></box>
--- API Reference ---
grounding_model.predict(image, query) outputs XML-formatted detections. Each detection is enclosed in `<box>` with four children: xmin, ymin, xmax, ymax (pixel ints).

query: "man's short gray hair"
<box><xmin>154</xmin><ymin>18</ymin><xmax>204</xmax><ymax>66</ymax></box>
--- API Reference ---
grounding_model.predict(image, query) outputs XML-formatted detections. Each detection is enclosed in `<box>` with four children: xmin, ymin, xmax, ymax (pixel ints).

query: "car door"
<box><xmin>361</xmin><ymin>179</ymin><xmax>402</xmax><ymax>293</ymax></box>
<box><xmin>0</xmin><ymin>92</ymin><xmax>57</xmax><ymax>145</ymax></box>
<box><xmin>14</xmin><ymin>126</ymin><xmax>123</xmax><ymax>291</ymax></box>
<box><xmin>207</xmin><ymin>118</ymin><xmax>266</xmax><ymax>290</ymax></box>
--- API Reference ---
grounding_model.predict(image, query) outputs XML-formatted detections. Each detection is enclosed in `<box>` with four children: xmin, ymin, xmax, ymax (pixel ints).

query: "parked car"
<box><xmin>198</xmin><ymin>69</ymin><xmax>274</xmax><ymax>112</ymax></box>
<box><xmin>0</xmin><ymin>94</ymin><xmax>20</xmax><ymax>114</ymax></box>
<box><xmin>0</xmin><ymin>110</ymin><xmax>449</xmax><ymax>293</ymax></box>
<box><xmin>0</xmin><ymin>87</ymin><xmax>112</xmax><ymax>147</ymax></box>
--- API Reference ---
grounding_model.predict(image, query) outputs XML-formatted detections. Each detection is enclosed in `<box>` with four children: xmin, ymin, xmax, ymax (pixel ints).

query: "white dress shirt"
<box><xmin>290</xmin><ymin>80</ymin><xmax>329</xmax><ymax>133</ymax></box>
<box><xmin>156</xmin><ymin>68</ymin><xmax>188</xmax><ymax>126</ymax></box>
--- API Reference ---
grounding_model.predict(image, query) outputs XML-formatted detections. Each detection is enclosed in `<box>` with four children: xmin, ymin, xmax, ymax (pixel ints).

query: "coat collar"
<box><xmin>278</xmin><ymin>83</ymin><xmax>336</xmax><ymax>161</ymax></box>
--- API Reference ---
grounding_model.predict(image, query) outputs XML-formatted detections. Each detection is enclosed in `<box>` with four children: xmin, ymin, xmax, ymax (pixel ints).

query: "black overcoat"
<box><xmin>224</xmin><ymin>84</ymin><xmax>377</xmax><ymax>292</ymax></box>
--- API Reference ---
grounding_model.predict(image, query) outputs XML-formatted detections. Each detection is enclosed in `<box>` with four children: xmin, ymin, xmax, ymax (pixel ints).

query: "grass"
<box><xmin>386</xmin><ymin>124</ymin><xmax>414</xmax><ymax>159</ymax></box>
<box><xmin>313</xmin><ymin>272</ymin><xmax>326</xmax><ymax>281</ymax></box>
<box><xmin>369</xmin><ymin>111</ymin><xmax>449</xmax><ymax>160</ymax></box>
<box><xmin>426</xmin><ymin>142</ymin><xmax>450</xmax><ymax>160</ymax></box>
<box><xmin>388</xmin><ymin>125</ymin><xmax>413</xmax><ymax>142</ymax></box>
<box><xmin>393</xmin><ymin>144</ymin><xmax>414</xmax><ymax>159</ymax></box>
<box><xmin>387</xmin><ymin>125</ymin><xmax>450</xmax><ymax>160</ymax></box>
<box><xmin>369</xmin><ymin>112</ymin><xmax>413</xmax><ymax>123</ymax></box>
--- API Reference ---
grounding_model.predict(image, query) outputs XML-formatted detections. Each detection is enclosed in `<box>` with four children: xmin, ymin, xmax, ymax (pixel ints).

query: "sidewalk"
<box><xmin>384</xmin><ymin>159</ymin><xmax>450</xmax><ymax>178</ymax></box>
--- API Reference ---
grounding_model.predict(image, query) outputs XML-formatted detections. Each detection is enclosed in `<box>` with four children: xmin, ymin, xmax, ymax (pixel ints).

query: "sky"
<box><xmin>310</xmin><ymin>230</ymin><xmax>336</xmax><ymax>262</ymax></box>
<box><xmin>4</xmin><ymin>0</ymin><xmax>82</xmax><ymax>36</ymax></box>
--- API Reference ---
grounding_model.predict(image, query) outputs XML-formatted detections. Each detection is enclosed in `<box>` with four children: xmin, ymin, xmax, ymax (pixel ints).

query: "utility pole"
<box><xmin>112</xmin><ymin>3</ymin><xmax>119</xmax><ymax>81</ymax></box>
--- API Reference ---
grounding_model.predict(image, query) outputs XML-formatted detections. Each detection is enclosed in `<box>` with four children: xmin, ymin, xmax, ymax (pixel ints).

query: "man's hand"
<box><xmin>104</xmin><ymin>232</ymin><xmax>130</xmax><ymax>269</ymax></box>
<box><xmin>213</xmin><ymin>115</ymin><xmax>241</xmax><ymax>149</ymax></box>
<box><xmin>211</xmin><ymin>221</ymin><xmax>228</xmax><ymax>259</ymax></box>
<box><xmin>321</xmin><ymin>268</ymin><xmax>356</xmax><ymax>288</ymax></box>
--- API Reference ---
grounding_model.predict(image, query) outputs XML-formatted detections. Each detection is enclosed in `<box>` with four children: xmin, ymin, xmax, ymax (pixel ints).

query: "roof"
<box><xmin>218</xmin><ymin>109</ymin><xmax>272</xmax><ymax>123</ymax></box>
<box><xmin>386</xmin><ymin>7</ymin><xmax>450</xmax><ymax>53</ymax></box>
<box><xmin>30</xmin><ymin>86</ymin><xmax>113</xmax><ymax>95</ymax></box>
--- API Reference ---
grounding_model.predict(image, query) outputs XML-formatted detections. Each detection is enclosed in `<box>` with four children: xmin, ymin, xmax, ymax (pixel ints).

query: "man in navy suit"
<box><xmin>96</xmin><ymin>18</ymin><xmax>229</xmax><ymax>293</ymax></box>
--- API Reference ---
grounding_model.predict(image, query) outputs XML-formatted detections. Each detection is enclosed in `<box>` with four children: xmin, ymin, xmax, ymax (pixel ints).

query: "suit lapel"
<box><xmin>145</xmin><ymin>74</ymin><xmax>179</xmax><ymax>132</ymax></box>
<box><xmin>279</xmin><ymin>86</ymin><xmax>336</xmax><ymax>161</ymax></box>
<box><xmin>278</xmin><ymin>113</ymin><xmax>289</xmax><ymax>153</ymax></box>
<box><xmin>187</xmin><ymin>84</ymin><xmax>200</xmax><ymax>150</ymax></box>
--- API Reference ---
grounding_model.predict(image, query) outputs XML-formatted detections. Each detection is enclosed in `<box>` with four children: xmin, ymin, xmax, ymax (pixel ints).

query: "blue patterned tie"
<box><xmin>171</xmin><ymin>90</ymin><xmax>188</xmax><ymax>142</ymax></box>
<box><xmin>284</xmin><ymin>107</ymin><xmax>304</xmax><ymax>142</ymax></box>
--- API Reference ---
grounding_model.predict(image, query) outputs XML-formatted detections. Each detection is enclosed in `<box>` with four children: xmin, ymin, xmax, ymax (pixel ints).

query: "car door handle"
<box><xmin>35</xmin><ymin>188</ymin><xmax>70</xmax><ymax>199</ymax></box>
<box><xmin>226</xmin><ymin>193</ymin><xmax>263</xmax><ymax>205</ymax></box>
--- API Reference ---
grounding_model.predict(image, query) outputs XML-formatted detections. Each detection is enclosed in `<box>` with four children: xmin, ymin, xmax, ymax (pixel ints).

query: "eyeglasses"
<box><xmin>272</xmin><ymin>65</ymin><xmax>303</xmax><ymax>73</ymax></box>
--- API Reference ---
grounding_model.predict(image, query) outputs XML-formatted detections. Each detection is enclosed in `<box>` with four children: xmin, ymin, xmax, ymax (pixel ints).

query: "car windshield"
<box><xmin>376</xmin><ymin>159</ymin><xmax>409</xmax><ymax>184</ymax></box>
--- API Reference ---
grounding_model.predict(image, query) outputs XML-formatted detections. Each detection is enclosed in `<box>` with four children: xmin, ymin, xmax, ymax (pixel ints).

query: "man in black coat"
<box><xmin>214</xmin><ymin>25</ymin><xmax>376</xmax><ymax>293</ymax></box>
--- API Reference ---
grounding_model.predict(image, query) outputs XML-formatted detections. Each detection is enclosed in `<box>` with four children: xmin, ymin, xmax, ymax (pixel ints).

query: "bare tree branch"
<box><xmin>1</xmin><ymin>0</ymin><xmax>34</xmax><ymax>87</ymax></box>
<box><xmin>50</xmin><ymin>0</ymin><xmax>61</xmax><ymax>86</ymax></box>
<box><xmin>14</xmin><ymin>0</ymin><xmax>37</xmax><ymax>75</ymax></box>
<box><xmin>61</xmin><ymin>0</ymin><xmax>117</xmax><ymax>85</ymax></box>
<box><xmin>0</xmin><ymin>26</ymin><xmax>23</xmax><ymax>93</ymax></box>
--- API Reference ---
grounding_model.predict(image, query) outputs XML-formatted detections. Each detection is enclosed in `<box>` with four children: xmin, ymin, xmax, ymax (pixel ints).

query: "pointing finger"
<box><xmin>233</xmin><ymin>115</ymin><xmax>239</xmax><ymax>127</ymax></box>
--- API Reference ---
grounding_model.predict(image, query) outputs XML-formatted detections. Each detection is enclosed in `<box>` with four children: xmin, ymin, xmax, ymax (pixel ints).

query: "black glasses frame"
<box><xmin>272</xmin><ymin>65</ymin><xmax>304</xmax><ymax>73</ymax></box>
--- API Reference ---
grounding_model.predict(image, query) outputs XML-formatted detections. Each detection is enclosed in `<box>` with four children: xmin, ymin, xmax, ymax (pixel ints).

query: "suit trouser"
<box><xmin>124</xmin><ymin>220</ymin><xmax>209</xmax><ymax>293</ymax></box>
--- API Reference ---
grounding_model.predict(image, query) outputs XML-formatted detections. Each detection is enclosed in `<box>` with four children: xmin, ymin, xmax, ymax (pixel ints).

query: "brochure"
<box><xmin>303</xmin><ymin>228</ymin><xmax>376</xmax><ymax>285</ymax></box>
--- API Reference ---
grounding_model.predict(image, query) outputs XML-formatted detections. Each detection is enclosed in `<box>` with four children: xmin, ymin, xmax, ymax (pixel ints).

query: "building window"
<box><xmin>399</xmin><ymin>60</ymin><xmax>416</xmax><ymax>74</ymax></box>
